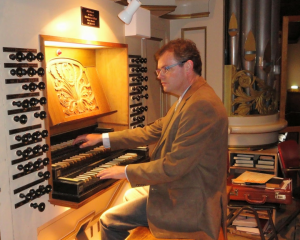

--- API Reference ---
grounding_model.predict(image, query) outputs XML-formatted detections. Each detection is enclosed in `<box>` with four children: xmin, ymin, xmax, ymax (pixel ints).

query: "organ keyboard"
<box><xmin>50</xmin><ymin>130</ymin><xmax>149</xmax><ymax>203</ymax></box>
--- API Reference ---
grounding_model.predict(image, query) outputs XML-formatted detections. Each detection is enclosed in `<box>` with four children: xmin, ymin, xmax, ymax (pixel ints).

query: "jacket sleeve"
<box><xmin>108</xmin><ymin>117</ymin><xmax>163</xmax><ymax>151</ymax></box>
<box><xmin>126</xmin><ymin>98</ymin><xmax>228</xmax><ymax>187</ymax></box>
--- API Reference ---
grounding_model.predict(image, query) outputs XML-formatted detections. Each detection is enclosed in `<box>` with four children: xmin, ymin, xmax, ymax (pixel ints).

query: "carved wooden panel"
<box><xmin>46</xmin><ymin>57</ymin><xmax>111</xmax><ymax>126</ymax></box>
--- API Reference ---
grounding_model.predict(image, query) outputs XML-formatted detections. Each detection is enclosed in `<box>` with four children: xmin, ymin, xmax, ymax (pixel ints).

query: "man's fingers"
<box><xmin>72</xmin><ymin>135</ymin><xmax>87</xmax><ymax>145</ymax></box>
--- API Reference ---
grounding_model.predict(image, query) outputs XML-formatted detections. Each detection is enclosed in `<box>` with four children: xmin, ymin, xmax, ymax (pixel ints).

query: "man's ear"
<box><xmin>185</xmin><ymin>60</ymin><xmax>194</xmax><ymax>73</ymax></box>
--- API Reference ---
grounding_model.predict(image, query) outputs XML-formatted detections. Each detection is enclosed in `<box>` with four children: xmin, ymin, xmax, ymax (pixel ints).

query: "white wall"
<box><xmin>169</xmin><ymin>0</ymin><xmax>224</xmax><ymax>104</ymax></box>
<box><xmin>0</xmin><ymin>0</ymin><xmax>125</xmax><ymax>48</ymax></box>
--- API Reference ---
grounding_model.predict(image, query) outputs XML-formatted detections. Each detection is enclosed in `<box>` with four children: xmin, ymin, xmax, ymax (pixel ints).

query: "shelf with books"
<box><xmin>229</xmin><ymin>148</ymin><xmax>278</xmax><ymax>176</ymax></box>
<box><xmin>227</xmin><ymin>202</ymin><xmax>278</xmax><ymax>240</ymax></box>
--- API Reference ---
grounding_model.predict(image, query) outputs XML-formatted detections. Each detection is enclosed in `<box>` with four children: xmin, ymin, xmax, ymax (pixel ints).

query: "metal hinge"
<box><xmin>230</xmin><ymin>189</ymin><xmax>238</xmax><ymax>196</ymax></box>
<box><xmin>275</xmin><ymin>191</ymin><xmax>286</xmax><ymax>200</ymax></box>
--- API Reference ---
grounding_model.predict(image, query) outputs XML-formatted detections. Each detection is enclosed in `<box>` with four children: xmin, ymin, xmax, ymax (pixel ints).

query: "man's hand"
<box><xmin>72</xmin><ymin>134</ymin><xmax>102</xmax><ymax>148</ymax></box>
<box><xmin>97</xmin><ymin>166</ymin><xmax>126</xmax><ymax>179</ymax></box>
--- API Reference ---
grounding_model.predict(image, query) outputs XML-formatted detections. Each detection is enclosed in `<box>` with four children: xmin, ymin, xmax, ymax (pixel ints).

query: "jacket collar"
<box><xmin>175</xmin><ymin>76</ymin><xmax>207</xmax><ymax>112</ymax></box>
<box><xmin>152</xmin><ymin>76</ymin><xmax>207</xmax><ymax>158</ymax></box>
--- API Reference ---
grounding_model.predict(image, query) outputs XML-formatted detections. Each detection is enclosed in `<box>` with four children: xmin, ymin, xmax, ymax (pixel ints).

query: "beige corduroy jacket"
<box><xmin>109</xmin><ymin>77</ymin><xmax>228</xmax><ymax>240</ymax></box>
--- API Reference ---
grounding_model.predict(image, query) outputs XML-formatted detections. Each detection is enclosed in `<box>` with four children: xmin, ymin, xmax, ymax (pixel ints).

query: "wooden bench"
<box><xmin>126</xmin><ymin>226</ymin><xmax>224</xmax><ymax>240</ymax></box>
<box><xmin>126</xmin><ymin>186</ymin><xmax>232</xmax><ymax>240</ymax></box>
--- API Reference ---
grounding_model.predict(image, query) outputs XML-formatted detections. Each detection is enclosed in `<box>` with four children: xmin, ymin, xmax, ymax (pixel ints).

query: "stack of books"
<box><xmin>233</xmin><ymin>154</ymin><xmax>255</xmax><ymax>168</ymax></box>
<box><xmin>255</xmin><ymin>155</ymin><xmax>275</xmax><ymax>170</ymax></box>
<box><xmin>231</xmin><ymin>214</ymin><xmax>270</xmax><ymax>236</ymax></box>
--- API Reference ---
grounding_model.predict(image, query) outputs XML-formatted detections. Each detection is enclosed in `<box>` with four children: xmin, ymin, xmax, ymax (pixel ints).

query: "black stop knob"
<box><xmin>16</xmin><ymin>67</ymin><xmax>26</xmax><ymax>77</ymax></box>
<box><xmin>33</xmin><ymin>158</ymin><xmax>43</xmax><ymax>168</ymax></box>
<box><xmin>15</xmin><ymin>135</ymin><xmax>22</xmax><ymax>142</ymax></box>
<box><xmin>30</xmin><ymin>203</ymin><xmax>38</xmax><ymax>209</ymax></box>
<box><xmin>12</xmin><ymin>101</ymin><xmax>21</xmax><ymax>107</ymax></box>
<box><xmin>34</xmin><ymin>111</ymin><xmax>47</xmax><ymax>119</ymax></box>
<box><xmin>23</xmin><ymin>161</ymin><xmax>33</xmax><ymax>171</ymax></box>
<box><xmin>132</xmin><ymin>95</ymin><xmax>140</xmax><ymax>101</ymax></box>
<box><xmin>27</xmin><ymin>194</ymin><xmax>35</xmax><ymax>201</ymax></box>
<box><xmin>13</xmin><ymin>99</ymin><xmax>30</xmax><ymax>109</ymax></box>
<box><xmin>36</xmin><ymin>52</ymin><xmax>44</xmax><ymax>62</ymax></box>
<box><xmin>15</xmin><ymin>52</ymin><xmax>25</xmax><ymax>62</ymax></box>
<box><xmin>32</xmin><ymin>145</ymin><xmax>42</xmax><ymax>154</ymax></box>
<box><xmin>42</xmin><ymin>144</ymin><xmax>49</xmax><ymax>152</ymax></box>
<box><xmin>45</xmin><ymin>185</ymin><xmax>52</xmax><ymax>193</ymax></box>
<box><xmin>32</xmin><ymin>131</ymin><xmax>41</xmax><ymax>140</ymax></box>
<box><xmin>38</xmin><ymin>82</ymin><xmax>46</xmax><ymax>90</ymax></box>
<box><xmin>22</xmin><ymin>99</ymin><xmax>30</xmax><ymax>108</ymax></box>
<box><xmin>37</xmin><ymin>68</ymin><xmax>45</xmax><ymax>77</ymax></box>
<box><xmin>9</xmin><ymin>54</ymin><xmax>16</xmax><ymax>60</ymax></box>
<box><xmin>22</xmin><ymin>84</ymin><xmax>29</xmax><ymax>90</ymax></box>
<box><xmin>26</xmin><ymin>52</ymin><xmax>36</xmax><ymax>62</ymax></box>
<box><xmin>38</xmin><ymin>202</ymin><xmax>46</xmax><ymax>212</ymax></box>
<box><xmin>39</xmin><ymin>185</ymin><xmax>46</xmax><ymax>195</ymax></box>
<box><xmin>39</xmin><ymin>97</ymin><xmax>47</xmax><ymax>105</ymax></box>
<box><xmin>29</xmin><ymin>82</ymin><xmax>38</xmax><ymax>92</ymax></box>
<box><xmin>27</xmin><ymin>67</ymin><xmax>36</xmax><ymax>77</ymax></box>
<box><xmin>38</xmin><ymin>171</ymin><xmax>50</xmax><ymax>179</ymax></box>
<box><xmin>41</xmin><ymin>130</ymin><xmax>48</xmax><ymax>138</ymax></box>
<box><xmin>19</xmin><ymin>193</ymin><xmax>25</xmax><ymax>199</ymax></box>
<box><xmin>17</xmin><ymin>164</ymin><xmax>24</xmax><ymax>171</ymax></box>
<box><xmin>24</xmin><ymin>133</ymin><xmax>32</xmax><ymax>142</ymax></box>
<box><xmin>14</xmin><ymin>114</ymin><xmax>28</xmax><ymax>124</ymax></box>
<box><xmin>30</xmin><ymin>98</ymin><xmax>39</xmax><ymax>106</ymax></box>
<box><xmin>43</xmin><ymin>158</ymin><xmax>49</xmax><ymax>165</ymax></box>
<box><xmin>35</xmin><ymin>188</ymin><xmax>42</xmax><ymax>197</ymax></box>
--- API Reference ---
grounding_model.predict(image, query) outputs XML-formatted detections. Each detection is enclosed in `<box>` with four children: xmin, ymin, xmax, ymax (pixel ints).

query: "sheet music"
<box><xmin>232</xmin><ymin>171</ymin><xmax>274</xmax><ymax>184</ymax></box>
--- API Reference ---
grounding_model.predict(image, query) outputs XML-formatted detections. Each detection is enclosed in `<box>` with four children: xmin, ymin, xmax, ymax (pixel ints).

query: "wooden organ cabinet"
<box><xmin>0</xmin><ymin>35</ymin><xmax>150</xmax><ymax>240</ymax></box>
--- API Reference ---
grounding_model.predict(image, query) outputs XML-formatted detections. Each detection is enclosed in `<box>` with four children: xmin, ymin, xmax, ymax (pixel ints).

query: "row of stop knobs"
<box><xmin>9</xmin><ymin>51</ymin><xmax>44</xmax><ymax>62</ymax></box>
<box><xmin>130</xmin><ymin>57</ymin><xmax>147</xmax><ymax>64</ymax></box>
<box><xmin>132</xmin><ymin>106</ymin><xmax>148</xmax><ymax>114</ymax></box>
<box><xmin>22</xmin><ymin>82</ymin><xmax>46</xmax><ymax>92</ymax></box>
<box><xmin>16</xmin><ymin>144</ymin><xmax>49</xmax><ymax>158</ymax></box>
<box><xmin>132</xmin><ymin>76</ymin><xmax>148</xmax><ymax>82</ymax></box>
<box><xmin>17</xmin><ymin>157</ymin><xmax>49</xmax><ymax>172</ymax></box>
<box><xmin>10</xmin><ymin>67</ymin><xmax>45</xmax><ymax>77</ymax></box>
<box><xmin>20</xmin><ymin>182</ymin><xmax>51</xmax><ymax>212</ymax></box>
<box><xmin>130</xmin><ymin>67</ymin><xmax>147</xmax><ymax>73</ymax></box>
<box><xmin>132</xmin><ymin>115</ymin><xmax>145</xmax><ymax>122</ymax></box>
<box><xmin>14</xmin><ymin>111</ymin><xmax>47</xmax><ymax>125</ymax></box>
<box><xmin>131</xmin><ymin>85</ymin><xmax>148</xmax><ymax>92</ymax></box>
<box><xmin>15</xmin><ymin>130</ymin><xmax>48</xmax><ymax>143</ymax></box>
<box><xmin>13</xmin><ymin>97</ymin><xmax>46</xmax><ymax>108</ymax></box>
<box><xmin>131</xmin><ymin>94</ymin><xmax>148</xmax><ymax>101</ymax></box>
<box><xmin>20</xmin><ymin>184</ymin><xmax>52</xmax><ymax>201</ymax></box>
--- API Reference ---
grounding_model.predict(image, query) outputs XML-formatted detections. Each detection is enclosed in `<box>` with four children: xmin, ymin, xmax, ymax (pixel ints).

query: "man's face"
<box><xmin>157</xmin><ymin>51</ymin><xmax>187</xmax><ymax>96</ymax></box>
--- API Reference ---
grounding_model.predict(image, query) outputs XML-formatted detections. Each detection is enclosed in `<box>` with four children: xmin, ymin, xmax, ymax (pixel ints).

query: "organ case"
<box><xmin>40</xmin><ymin>35</ymin><xmax>148</xmax><ymax>208</ymax></box>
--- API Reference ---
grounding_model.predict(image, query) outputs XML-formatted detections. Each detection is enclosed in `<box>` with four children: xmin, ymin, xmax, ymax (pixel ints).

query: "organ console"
<box><xmin>50</xmin><ymin>139</ymin><xmax>149</xmax><ymax>202</ymax></box>
<box><xmin>1</xmin><ymin>37</ymin><xmax>152</xmax><ymax>240</ymax></box>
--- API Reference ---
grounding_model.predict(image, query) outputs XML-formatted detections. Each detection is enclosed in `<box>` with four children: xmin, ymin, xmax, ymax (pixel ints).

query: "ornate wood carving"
<box><xmin>47</xmin><ymin>58</ymin><xmax>99</xmax><ymax>117</ymax></box>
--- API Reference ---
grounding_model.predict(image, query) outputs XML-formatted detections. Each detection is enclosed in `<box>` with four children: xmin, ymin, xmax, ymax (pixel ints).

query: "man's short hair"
<box><xmin>155</xmin><ymin>38</ymin><xmax>202</xmax><ymax>76</ymax></box>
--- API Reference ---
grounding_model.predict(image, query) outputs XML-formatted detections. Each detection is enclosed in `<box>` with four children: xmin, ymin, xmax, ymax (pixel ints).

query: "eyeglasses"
<box><xmin>156</xmin><ymin>60</ymin><xmax>188</xmax><ymax>76</ymax></box>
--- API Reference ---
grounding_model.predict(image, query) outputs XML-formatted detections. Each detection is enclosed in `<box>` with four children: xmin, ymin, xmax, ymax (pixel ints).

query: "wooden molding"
<box><xmin>280</xmin><ymin>16</ymin><xmax>300</xmax><ymax>120</ymax></box>
<box><xmin>161</xmin><ymin>12</ymin><xmax>210</xmax><ymax>19</ymax></box>
<box><xmin>141</xmin><ymin>5</ymin><xmax>176</xmax><ymax>17</ymax></box>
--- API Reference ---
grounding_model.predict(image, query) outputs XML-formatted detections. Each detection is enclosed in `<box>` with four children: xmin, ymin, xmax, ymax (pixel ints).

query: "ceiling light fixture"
<box><xmin>118</xmin><ymin>0</ymin><xmax>142</xmax><ymax>24</ymax></box>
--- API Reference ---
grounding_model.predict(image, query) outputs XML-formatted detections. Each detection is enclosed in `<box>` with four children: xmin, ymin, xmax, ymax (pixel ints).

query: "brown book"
<box><xmin>266</xmin><ymin>178</ymin><xmax>284</xmax><ymax>188</ymax></box>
